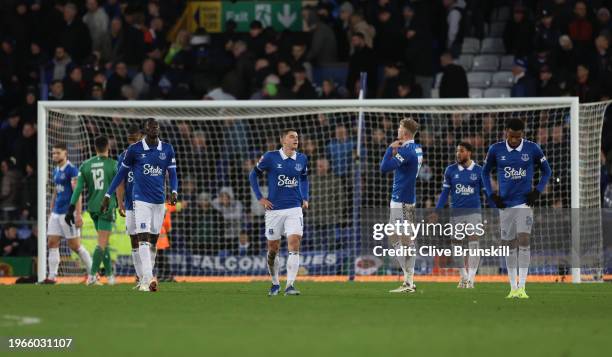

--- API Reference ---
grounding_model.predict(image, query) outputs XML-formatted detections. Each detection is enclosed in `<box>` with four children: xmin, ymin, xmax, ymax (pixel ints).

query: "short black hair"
<box><xmin>505</xmin><ymin>118</ymin><xmax>525</xmax><ymax>131</ymax></box>
<box><xmin>457</xmin><ymin>141</ymin><xmax>474</xmax><ymax>152</ymax></box>
<box><xmin>53</xmin><ymin>143</ymin><xmax>67</xmax><ymax>151</ymax></box>
<box><xmin>127</xmin><ymin>123</ymin><xmax>141</xmax><ymax>136</ymax></box>
<box><xmin>145</xmin><ymin>117</ymin><xmax>157</xmax><ymax>127</ymax></box>
<box><xmin>280</xmin><ymin>128</ymin><xmax>298</xmax><ymax>138</ymax></box>
<box><xmin>94</xmin><ymin>135</ymin><xmax>109</xmax><ymax>152</ymax></box>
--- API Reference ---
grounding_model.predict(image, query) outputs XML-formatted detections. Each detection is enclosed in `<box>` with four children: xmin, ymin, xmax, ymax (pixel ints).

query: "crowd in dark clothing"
<box><xmin>1</xmin><ymin>0</ymin><xmax>612</xmax><ymax>258</ymax></box>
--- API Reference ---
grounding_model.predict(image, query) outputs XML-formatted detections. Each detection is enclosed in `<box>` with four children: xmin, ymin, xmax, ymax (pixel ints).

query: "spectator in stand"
<box><xmin>404</xmin><ymin>12</ymin><xmax>434</xmax><ymax>98</ymax></box>
<box><xmin>247</xmin><ymin>21</ymin><xmax>265</xmax><ymax>58</ymax></box>
<box><xmin>223</xmin><ymin>40</ymin><xmax>254</xmax><ymax>99</ymax></box>
<box><xmin>13</xmin><ymin>122</ymin><xmax>37</xmax><ymax>172</ymax></box>
<box><xmin>63</xmin><ymin>66</ymin><xmax>86</xmax><ymax>100</ymax></box>
<box><xmin>443</xmin><ymin>0</ymin><xmax>466</xmax><ymax>56</ymax></box>
<box><xmin>596</xmin><ymin>7</ymin><xmax>612</xmax><ymax>36</ymax></box>
<box><xmin>320</xmin><ymin>79</ymin><xmax>341</xmax><ymax>99</ymax></box>
<box><xmin>568</xmin><ymin>1</ymin><xmax>594</xmax><ymax>51</ymax></box>
<box><xmin>0</xmin><ymin>111</ymin><xmax>21</xmax><ymax>162</ymax></box>
<box><xmin>132</xmin><ymin>58</ymin><xmax>158</xmax><ymax>99</ymax></box>
<box><xmin>572</xmin><ymin>64</ymin><xmax>602</xmax><ymax>102</ymax></box>
<box><xmin>48</xmin><ymin>46</ymin><xmax>72</xmax><ymax>81</ymax></box>
<box><xmin>537</xmin><ymin>65</ymin><xmax>562</xmax><ymax>97</ymax></box>
<box><xmin>327</xmin><ymin>124</ymin><xmax>355</xmax><ymax>178</ymax></box>
<box><xmin>191</xmin><ymin>192</ymin><xmax>224</xmax><ymax>254</ymax></box>
<box><xmin>439</xmin><ymin>51</ymin><xmax>468</xmax><ymax>98</ymax></box>
<box><xmin>535</xmin><ymin>7</ymin><xmax>561</xmax><ymax>51</ymax></box>
<box><xmin>556</xmin><ymin>35</ymin><xmax>578</xmax><ymax>85</ymax></box>
<box><xmin>0</xmin><ymin>223</ymin><xmax>29</xmax><ymax>257</ymax></box>
<box><xmin>396</xmin><ymin>75</ymin><xmax>423</xmax><ymax>99</ymax></box>
<box><xmin>373</xmin><ymin>5</ymin><xmax>402</xmax><ymax>63</ymax></box>
<box><xmin>211</xmin><ymin>186</ymin><xmax>244</xmax><ymax>251</ymax></box>
<box><xmin>60</xmin><ymin>2</ymin><xmax>92</xmax><ymax>64</ymax></box>
<box><xmin>0</xmin><ymin>159</ymin><xmax>22</xmax><ymax>220</ymax></box>
<box><xmin>90</xmin><ymin>83</ymin><xmax>105</xmax><ymax>100</ymax></box>
<box><xmin>336</xmin><ymin>2</ymin><xmax>353</xmax><ymax>61</ymax></box>
<box><xmin>105</xmin><ymin>61</ymin><xmax>131</xmax><ymax>100</ymax></box>
<box><xmin>349</xmin><ymin>12</ymin><xmax>376</xmax><ymax>53</ymax></box>
<box><xmin>19</xmin><ymin>88</ymin><xmax>38</xmax><ymax>124</ymax></box>
<box><xmin>591</xmin><ymin>35</ymin><xmax>612</xmax><ymax>92</ymax></box>
<box><xmin>291</xmin><ymin>64</ymin><xmax>316</xmax><ymax>99</ymax></box>
<box><xmin>305</xmin><ymin>7</ymin><xmax>338</xmax><ymax>65</ymax></box>
<box><xmin>378</xmin><ymin>61</ymin><xmax>402</xmax><ymax>99</ymax></box>
<box><xmin>122</xmin><ymin>7</ymin><xmax>147</xmax><ymax>67</ymax></box>
<box><xmin>48</xmin><ymin>80</ymin><xmax>65</xmax><ymax>100</ymax></box>
<box><xmin>83</xmin><ymin>0</ymin><xmax>110</xmax><ymax>56</ymax></box>
<box><xmin>20</xmin><ymin>163</ymin><xmax>37</xmax><ymax>219</ymax></box>
<box><xmin>504</xmin><ymin>4</ymin><xmax>535</xmax><ymax>58</ymax></box>
<box><xmin>309</xmin><ymin>158</ymin><xmax>343</xmax><ymax>239</ymax></box>
<box><xmin>346</xmin><ymin>32</ymin><xmax>376</xmax><ymax>97</ymax></box>
<box><xmin>511</xmin><ymin>58</ymin><xmax>537</xmax><ymax>97</ymax></box>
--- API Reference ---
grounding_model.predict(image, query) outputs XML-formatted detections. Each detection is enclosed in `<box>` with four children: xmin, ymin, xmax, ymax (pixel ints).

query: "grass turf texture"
<box><xmin>1</xmin><ymin>282</ymin><xmax>610</xmax><ymax>357</ymax></box>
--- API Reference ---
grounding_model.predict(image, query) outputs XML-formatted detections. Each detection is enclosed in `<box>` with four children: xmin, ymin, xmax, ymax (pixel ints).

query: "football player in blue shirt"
<box><xmin>116</xmin><ymin>124</ymin><xmax>144</xmax><ymax>289</ymax></box>
<box><xmin>102</xmin><ymin>118</ymin><xmax>178</xmax><ymax>292</ymax></box>
<box><xmin>434</xmin><ymin>142</ymin><xmax>485</xmax><ymax>289</ymax></box>
<box><xmin>380</xmin><ymin>118</ymin><xmax>423</xmax><ymax>293</ymax></box>
<box><xmin>249</xmin><ymin>129</ymin><xmax>309</xmax><ymax>296</ymax></box>
<box><xmin>44</xmin><ymin>143</ymin><xmax>92</xmax><ymax>284</ymax></box>
<box><xmin>482</xmin><ymin>118</ymin><xmax>551</xmax><ymax>299</ymax></box>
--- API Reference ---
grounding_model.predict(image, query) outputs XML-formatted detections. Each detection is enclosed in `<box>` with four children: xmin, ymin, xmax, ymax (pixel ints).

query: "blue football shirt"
<box><xmin>253</xmin><ymin>149</ymin><xmax>309</xmax><ymax>210</ymax></box>
<box><xmin>52</xmin><ymin>161</ymin><xmax>79</xmax><ymax>214</ymax></box>
<box><xmin>380</xmin><ymin>140</ymin><xmax>423</xmax><ymax>204</ymax></box>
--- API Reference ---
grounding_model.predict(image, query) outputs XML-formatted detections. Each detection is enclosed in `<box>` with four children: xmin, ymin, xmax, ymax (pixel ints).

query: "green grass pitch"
<box><xmin>1</xmin><ymin>282</ymin><xmax>611</xmax><ymax>357</ymax></box>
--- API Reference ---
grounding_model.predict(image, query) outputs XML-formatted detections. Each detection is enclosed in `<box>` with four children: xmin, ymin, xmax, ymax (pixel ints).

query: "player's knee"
<box><xmin>517</xmin><ymin>234</ymin><xmax>530</xmax><ymax>247</ymax></box>
<box><xmin>67</xmin><ymin>240</ymin><xmax>80</xmax><ymax>251</ymax></box>
<box><xmin>267</xmin><ymin>240</ymin><xmax>280</xmax><ymax>253</ymax></box>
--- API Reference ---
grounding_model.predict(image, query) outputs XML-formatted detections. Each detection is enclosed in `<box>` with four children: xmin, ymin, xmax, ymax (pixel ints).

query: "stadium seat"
<box><xmin>471</xmin><ymin>55</ymin><xmax>499</xmax><ymax>72</ymax></box>
<box><xmin>500</xmin><ymin>55</ymin><xmax>515</xmax><ymax>71</ymax></box>
<box><xmin>312</xmin><ymin>63</ymin><xmax>348</xmax><ymax>87</ymax></box>
<box><xmin>457</xmin><ymin>54</ymin><xmax>474</xmax><ymax>70</ymax></box>
<box><xmin>491</xmin><ymin>71</ymin><xmax>514</xmax><ymax>88</ymax></box>
<box><xmin>461</xmin><ymin>37</ymin><xmax>480</xmax><ymax>54</ymax></box>
<box><xmin>484</xmin><ymin>87</ymin><xmax>511</xmax><ymax>98</ymax></box>
<box><xmin>467</xmin><ymin>72</ymin><xmax>492</xmax><ymax>89</ymax></box>
<box><xmin>488</xmin><ymin>21</ymin><xmax>506</xmax><ymax>37</ymax></box>
<box><xmin>480</xmin><ymin>38</ymin><xmax>505</xmax><ymax>54</ymax></box>
<box><xmin>469</xmin><ymin>88</ymin><xmax>484</xmax><ymax>98</ymax></box>
<box><xmin>493</xmin><ymin>7</ymin><xmax>511</xmax><ymax>22</ymax></box>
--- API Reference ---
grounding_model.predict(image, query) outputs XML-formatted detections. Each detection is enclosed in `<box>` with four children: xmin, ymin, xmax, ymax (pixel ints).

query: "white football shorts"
<box><xmin>499</xmin><ymin>204</ymin><xmax>533</xmax><ymax>241</ymax></box>
<box><xmin>265</xmin><ymin>207</ymin><xmax>303</xmax><ymax>241</ymax></box>
<box><xmin>47</xmin><ymin>213</ymin><xmax>80</xmax><ymax>239</ymax></box>
<box><xmin>134</xmin><ymin>200</ymin><xmax>166</xmax><ymax>235</ymax></box>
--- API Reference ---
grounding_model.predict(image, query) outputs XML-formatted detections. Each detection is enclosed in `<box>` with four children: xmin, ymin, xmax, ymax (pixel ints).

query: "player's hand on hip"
<box><xmin>526</xmin><ymin>189</ymin><xmax>541</xmax><ymax>207</ymax></box>
<box><xmin>170</xmin><ymin>192</ymin><xmax>178</xmax><ymax>206</ymax></box>
<box><xmin>490</xmin><ymin>193</ymin><xmax>506</xmax><ymax>209</ymax></box>
<box><xmin>259</xmin><ymin>198</ymin><xmax>273</xmax><ymax>210</ymax></box>
<box><xmin>118</xmin><ymin>201</ymin><xmax>126</xmax><ymax>217</ymax></box>
<box><xmin>100</xmin><ymin>196</ymin><xmax>110</xmax><ymax>213</ymax></box>
<box><xmin>65</xmin><ymin>205</ymin><xmax>76</xmax><ymax>226</ymax></box>
<box><xmin>302</xmin><ymin>200</ymin><xmax>309</xmax><ymax>209</ymax></box>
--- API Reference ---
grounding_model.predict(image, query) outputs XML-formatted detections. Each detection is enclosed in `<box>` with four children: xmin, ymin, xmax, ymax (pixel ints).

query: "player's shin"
<box><xmin>505</xmin><ymin>244</ymin><xmax>518</xmax><ymax>290</ymax></box>
<box><xmin>286</xmin><ymin>251</ymin><xmax>299</xmax><ymax>287</ymax></box>
<box><xmin>518</xmin><ymin>245</ymin><xmax>530</xmax><ymax>289</ymax></box>
<box><xmin>267</xmin><ymin>250</ymin><xmax>280</xmax><ymax>285</ymax></box>
<box><xmin>102</xmin><ymin>246</ymin><xmax>113</xmax><ymax>277</ymax></box>
<box><xmin>48</xmin><ymin>248</ymin><xmax>60</xmax><ymax>280</ymax></box>
<box><xmin>131</xmin><ymin>249</ymin><xmax>143</xmax><ymax>281</ymax></box>
<box><xmin>91</xmin><ymin>246</ymin><xmax>104</xmax><ymax>275</ymax></box>
<box><xmin>467</xmin><ymin>240</ymin><xmax>480</xmax><ymax>282</ymax></box>
<box><xmin>77</xmin><ymin>245</ymin><xmax>92</xmax><ymax>273</ymax></box>
<box><xmin>452</xmin><ymin>242</ymin><xmax>468</xmax><ymax>281</ymax></box>
<box><xmin>138</xmin><ymin>241</ymin><xmax>153</xmax><ymax>282</ymax></box>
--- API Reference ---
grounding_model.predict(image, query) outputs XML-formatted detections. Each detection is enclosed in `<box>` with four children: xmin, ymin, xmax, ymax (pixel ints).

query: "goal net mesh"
<box><xmin>42</xmin><ymin>101</ymin><xmax>608</xmax><ymax>281</ymax></box>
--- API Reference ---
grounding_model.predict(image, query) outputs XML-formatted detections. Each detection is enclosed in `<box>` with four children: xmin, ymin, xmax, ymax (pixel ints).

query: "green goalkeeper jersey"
<box><xmin>70</xmin><ymin>155</ymin><xmax>118</xmax><ymax>214</ymax></box>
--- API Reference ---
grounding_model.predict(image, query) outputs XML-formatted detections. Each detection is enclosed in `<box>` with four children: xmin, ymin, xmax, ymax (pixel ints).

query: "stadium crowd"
<box><xmin>0</xmin><ymin>0</ymin><xmax>611</xmax><ymax>260</ymax></box>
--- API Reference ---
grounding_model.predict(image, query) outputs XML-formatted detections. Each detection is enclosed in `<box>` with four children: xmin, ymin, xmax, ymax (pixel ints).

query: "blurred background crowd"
<box><xmin>0</xmin><ymin>0</ymin><xmax>611</xmax><ymax>262</ymax></box>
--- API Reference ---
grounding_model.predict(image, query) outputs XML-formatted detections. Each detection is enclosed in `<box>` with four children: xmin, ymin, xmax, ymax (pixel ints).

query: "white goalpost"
<box><xmin>37</xmin><ymin>98</ymin><xmax>607</xmax><ymax>283</ymax></box>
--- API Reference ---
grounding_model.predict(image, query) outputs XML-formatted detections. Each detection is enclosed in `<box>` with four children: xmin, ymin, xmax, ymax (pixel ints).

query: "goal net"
<box><xmin>37</xmin><ymin>99</ymin><xmax>608</xmax><ymax>283</ymax></box>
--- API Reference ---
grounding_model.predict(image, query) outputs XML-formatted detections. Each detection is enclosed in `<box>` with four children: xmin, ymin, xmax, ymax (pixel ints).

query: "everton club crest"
<box><xmin>159</xmin><ymin>152</ymin><xmax>166</xmax><ymax>160</ymax></box>
<box><xmin>470</xmin><ymin>173</ymin><xmax>478</xmax><ymax>181</ymax></box>
<box><xmin>521</xmin><ymin>154</ymin><xmax>529</xmax><ymax>162</ymax></box>
<box><xmin>294</xmin><ymin>163</ymin><xmax>303</xmax><ymax>171</ymax></box>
